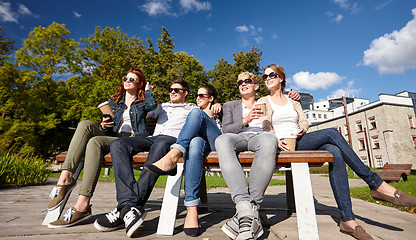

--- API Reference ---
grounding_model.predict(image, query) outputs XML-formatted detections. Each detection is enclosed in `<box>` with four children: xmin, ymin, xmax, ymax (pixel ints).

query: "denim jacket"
<box><xmin>102</xmin><ymin>90</ymin><xmax>157</xmax><ymax>137</ymax></box>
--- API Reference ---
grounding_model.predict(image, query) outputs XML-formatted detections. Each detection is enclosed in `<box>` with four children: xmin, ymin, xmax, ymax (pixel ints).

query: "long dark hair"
<box><xmin>200</xmin><ymin>84</ymin><xmax>219</xmax><ymax>106</ymax></box>
<box><xmin>111</xmin><ymin>67</ymin><xmax>147</xmax><ymax>104</ymax></box>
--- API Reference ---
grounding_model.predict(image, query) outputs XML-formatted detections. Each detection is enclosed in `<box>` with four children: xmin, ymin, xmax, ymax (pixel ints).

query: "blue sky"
<box><xmin>1</xmin><ymin>0</ymin><xmax>415</xmax><ymax>102</ymax></box>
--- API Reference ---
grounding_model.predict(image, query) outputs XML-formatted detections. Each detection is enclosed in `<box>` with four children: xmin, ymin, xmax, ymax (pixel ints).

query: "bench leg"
<box><xmin>291</xmin><ymin>162</ymin><xmax>319</xmax><ymax>240</ymax></box>
<box><xmin>156</xmin><ymin>163</ymin><xmax>184</xmax><ymax>235</ymax></box>
<box><xmin>285</xmin><ymin>170</ymin><xmax>295</xmax><ymax>212</ymax></box>
<box><xmin>42</xmin><ymin>162</ymin><xmax>84</xmax><ymax>225</ymax></box>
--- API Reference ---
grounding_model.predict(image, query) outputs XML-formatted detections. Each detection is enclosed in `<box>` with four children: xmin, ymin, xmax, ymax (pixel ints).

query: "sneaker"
<box><xmin>47</xmin><ymin>205</ymin><xmax>92</xmax><ymax>228</ymax></box>
<box><xmin>222</xmin><ymin>213</ymin><xmax>239</xmax><ymax>239</ymax></box>
<box><xmin>47</xmin><ymin>180</ymin><xmax>77</xmax><ymax>210</ymax></box>
<box><xmin>94</xmin><ymin>207</ymin><xmax>124</xmax><ymax>232</ymax></box>
<box><xmin>235</xmin><ymin>201</ymin><xmax>263</xmax><ymax>240</ymax></box>
<box><xmin>121</xmin><ymin>205</ymin><xmax>147</xmax><ymax>237</ymax></box>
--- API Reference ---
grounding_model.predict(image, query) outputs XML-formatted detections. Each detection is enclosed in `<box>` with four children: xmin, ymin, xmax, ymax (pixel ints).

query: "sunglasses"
<box><xmin>123</xmin><ymin>77</ymin><xmax>136</xmax><ymax>83</ymax></box>
<box><xmin>262</xmin><ymin>72</ymin><xmax>279</xmax><ymax>81</ymax></box>
<box><xmin>169</xmin><ymin>88</ymin><xmax>187</xmax><ymax>93</ymax></box>
<box><xmin>237</xmin><ymin>79</ymin><xmax>254</xmax><ymax>86</ymax></box>
<box><xmin>196</xmin><ymin>93</ymin><xmax>209</xmax><ymax>99</ymax></box>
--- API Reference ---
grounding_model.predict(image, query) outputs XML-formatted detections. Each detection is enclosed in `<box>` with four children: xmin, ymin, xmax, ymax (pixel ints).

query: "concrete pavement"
<box><xmin>1</xmin><ymin>174</ymin><xmax>415</xmax><ymax>239</ymax></box>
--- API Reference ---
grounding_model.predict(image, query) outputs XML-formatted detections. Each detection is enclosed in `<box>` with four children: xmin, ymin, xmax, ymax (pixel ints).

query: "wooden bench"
<box><xmin>376</xmin><ymin>163</ymin><xmax>412</xmax><ymax>182</ymax></box>
<box><xmin>43</xmin><ymin>150</ymin><xmax>332</xmax><ymax>240</ymax></box>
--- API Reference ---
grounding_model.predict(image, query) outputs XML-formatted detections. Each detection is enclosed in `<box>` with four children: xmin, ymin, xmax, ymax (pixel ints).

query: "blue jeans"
<box><xmin>110</xmin><ymin>135</ymin><xmax>177</xmax><ymax>208</ymax></box>
<box><xmin>183</xmin><ymin>137</ymin><xmax>209</xmax><ymax>207</ymax></box>
<box><xmin>171</xmin><ymin>108</ymin><xmax>222</xmax><ymax>155</ymax></box>
<box><xmin>296</xmin><ymin>128</ymin><xmax>384</xmax><ymax>221</ymax></box>
<box><xmin>215</xmin><ymin>132</ymin><xmax>278</xmax><ymax>205</ymax></box>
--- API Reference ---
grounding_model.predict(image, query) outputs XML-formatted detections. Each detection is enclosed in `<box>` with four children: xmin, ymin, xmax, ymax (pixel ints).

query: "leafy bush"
<box><xmin>0</xmin><ymin>151</ymin><xmax>51</xmax><ymax>186</ymax></box>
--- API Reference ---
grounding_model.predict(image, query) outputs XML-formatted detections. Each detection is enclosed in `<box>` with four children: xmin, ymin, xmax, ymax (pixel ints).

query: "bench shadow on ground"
<box><xmin>64</xmin><ymin>190</ymin><xmax>403</xmax><ymax>238</ymax></box>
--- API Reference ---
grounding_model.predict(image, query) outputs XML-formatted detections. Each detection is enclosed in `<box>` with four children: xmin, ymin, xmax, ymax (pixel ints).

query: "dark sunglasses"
<box><xmin>196</xmin><ymin>93</ymin><xmax>209</xmax><ymax>99</ymax></box>
<box><xmin>123</xmin><ymin>77</ymin><xmax>136</xmax><ymax>83</ymax></box>
<box><xmin>262</xmin><ymin>72</ymin><xmax>279</xmax><ymax>81</ymax></box>
<box><xmin>169</xmin><ymin>88</ymin><xmax>187</xmax><ymax>93</ymax></box>
<box><xmin>237</xmin><ymin>78</ymin><xmax>254</xmax><ymax>86</ymax></box>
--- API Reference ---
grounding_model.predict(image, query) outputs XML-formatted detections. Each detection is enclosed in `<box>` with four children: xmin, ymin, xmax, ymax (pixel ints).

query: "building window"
<box><xmin>358</xmin><ymin>138</ymin><xmax>366</xmax><ymax>150</ymax></box>
<box><xmin>369</xmin><ymin>117</ymin><xmax>376</xmax><ymax>130</ymax></box>
<box><xmin>318</xmin><ymin>114</ymin><xmax>322</xmax><ymax>119</ymax></box>
<box><xmin>306</xmin><ymin>114</ymin><xmax>309</xmax><ymax>118</ymax></box>
<box><xmin>356</xmin><ymin>120</ymin><xmax>363</xmax><ymax>132</ymax></box>
<box><xmin>409</xmin><ymin>115</ymin><xmax>416</xmax><ymax>129</ymax></box>
<box><xmin>372</xmin><ymin>136</ymin><xmax>380</xmax><ymax>149</ymax></box>
<box><xmin>412</xmin><ymin>136</ymin><xmax>416</xmax><ymax>148</ymax></box>
<box><xmin>375</xmin><ymin>155</ymin><xmax>383</xmax><ymax>168</ymax></box>
<box><xmin>324</xmin><ymin>114</ymin><xmax>327</xmax><ymax>119</ymax></box>
<box><xmin>313</xmin><ymin>113</ymin><xmax>316</xmax><ymax>119</ymax></box>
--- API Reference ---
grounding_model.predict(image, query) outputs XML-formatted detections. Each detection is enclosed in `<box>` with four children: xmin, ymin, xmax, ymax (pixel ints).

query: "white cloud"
<box><xmin>235</xmin><ymin>24</ymin><xmax>263</xmax><ymax>46</ymax></box>
<box><xmin>375</xmin><ymin>0</ymin><xmax>394</xmax><ymax>11</ymax></box>
<box><xmin>142</xmin><ymin>0</ymin><xmax>173</xmax><ymax>17</ymax></box>
<box><xmin>235</xmin><ymin>25</ymin><xmax>249</xmax><ymax>32</ymax></box>
<box><xmin>142</xmin><ymin>0</ymin><xmax>210</xmax><ymax>17</ymax></box>
<box><xmin>141</xmin><ymin>25</ymin><xmax>152</xmax><ymax>31</ymax></box>
<box><xmin>179</xmin><ymin>0</ymin><xmax>211</xmax><ymax>12</ymax></box>
<box><xmin>0</xmin><ymin>1</ymin><xmax>18</xmax><ymax>23</ymax></box>
<box><xmin>292</xmin><ymin>71</ymin><xmax>345</xmax><ymax>90</ymax></box>
<box><xmin>330</xmin><ymin>81</ymin><xmax>361</xmax><ymax>98</ymax></box>
<box><xmin>17</xmin><ymin>4</ymin><xmax>31</xmax><ymax>15</ymax></box>
<box><xmin>73</xmin><ymin>11</ymin><xmax>81</xmax><ymax>18</ymax></box>
<box><xmin>0</xmin><ymin>2</ymin><xmax>36</xmax><ymax>23</ymax></box>
<box><xmin>334</xmin><ymin>14</ymin><xmax>343</xmax><ymax>23</ymax></box>
<box><xmin>332</xmin><ymin>0</ymin><xmax>349</xmax><ymax>9</ymax></box>
<box><xmin>206</xmin><ymin>27</ymin><xmax>213</xmax><ymax>31</ymax></box>
<box><xmin>271</xmin><ymin>33</ymin><xmax>279</xmax><ymax>40</ymax></box>
<box><xmin>362</xmin><ymin>8</ymin><xmax>416</xmax><ymax>74</ymax></box>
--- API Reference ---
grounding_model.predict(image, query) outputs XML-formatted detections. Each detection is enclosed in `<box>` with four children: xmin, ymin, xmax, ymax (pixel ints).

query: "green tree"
<box><xmin>210</xmin><ymin>46</ymin><xmax>264</xmax><ymax>103</ymax></box>
<box><xmin>72</xmin><ymin>26</ymin><xmax>148</xmax><ymax>122</ymax></box>
<box><xmin>5</xmin><ymin>22</ymin><xmax>80</xmax><ymax>157</ymax></box>
<box><xmin>0</xmin><ymin>28</ymin><xmax>15</xmax><ymax>66</ymax></box>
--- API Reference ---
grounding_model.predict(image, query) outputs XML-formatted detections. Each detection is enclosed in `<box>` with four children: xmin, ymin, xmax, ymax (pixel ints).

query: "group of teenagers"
<box><xmin>46</xmin><ymin>64</ymin><xmax>416</xmax><ymax>240</ymax></box>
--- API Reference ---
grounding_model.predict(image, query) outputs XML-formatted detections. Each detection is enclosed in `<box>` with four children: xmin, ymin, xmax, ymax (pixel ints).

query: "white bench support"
<box><xmin>42</xmin><ymin>162</ymin><xmax>84</xmax><ymax>225</ymax></box>
<box><xmin>156</xmin><ymin>163</ymin><xmax>184</xmax><ymax>235</ymax></box>
<box><xmin>291</xmin><ymin>162</ymin><xmax>319</xmax><ymax>240</ymax></box>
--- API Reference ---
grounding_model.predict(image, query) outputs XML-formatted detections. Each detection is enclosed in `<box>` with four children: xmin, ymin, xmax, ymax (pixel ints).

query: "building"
<box><xmin>308</xmin><ymin>93</ymin><xmax>416</xmax><ymax>169</ymax></box>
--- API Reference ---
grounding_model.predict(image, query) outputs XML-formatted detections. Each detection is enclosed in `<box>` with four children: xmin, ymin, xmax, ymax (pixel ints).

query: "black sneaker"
<box><xmin>121</xmin><ymin>205</ymin><xmax>147</xmax><ymax>237</ymax></box>
<box><xmin>94</xmin><ymin>207</ymin><xmax>124</xmax><ymax>232</ymax></box>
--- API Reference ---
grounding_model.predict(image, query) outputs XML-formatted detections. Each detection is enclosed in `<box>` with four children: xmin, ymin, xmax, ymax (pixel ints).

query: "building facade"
<box><xmin>308</xmin><ymin>93</ymin><xmax>416</xmax><ymax>169</ymax></box>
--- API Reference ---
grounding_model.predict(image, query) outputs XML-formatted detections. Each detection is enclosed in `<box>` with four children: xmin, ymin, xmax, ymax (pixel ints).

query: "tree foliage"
<box><xmin>0</xmin><ymin>23</ymin><xmax>263</xmax><ymax>158</ymax></box>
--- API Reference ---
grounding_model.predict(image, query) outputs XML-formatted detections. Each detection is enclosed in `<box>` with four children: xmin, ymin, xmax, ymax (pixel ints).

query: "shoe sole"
<box><xmin>126</xmin><ymin>211</ymin><xmax>147</xmax><ymax>237</ymax></box>
<box><xmin>47</xmin><ymin>214</ymin><xmax>92</xmax><ymax>229</ymax></box>
<box><xmin>47</xmin><ymin>182</ymin><xmax>77</xmax><ymax>211</ymax></box>
<box><xmin>221</xmin><ymin>224</ymin><xmax>238</xmax><ymax>239</ymax></box>
<box><xmin>94</xmin><ymin>219</ymin><xmax>124</xmax><ymax>232</ymax></box>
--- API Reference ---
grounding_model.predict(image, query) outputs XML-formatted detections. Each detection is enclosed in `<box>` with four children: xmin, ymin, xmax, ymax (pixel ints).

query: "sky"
<box><xmin>1</xmin><ymin>0</ymin><xmax>416</xmax><ymax>102</ymax></box>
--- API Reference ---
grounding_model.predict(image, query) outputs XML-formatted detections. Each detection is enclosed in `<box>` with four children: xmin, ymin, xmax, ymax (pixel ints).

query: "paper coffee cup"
<box><xmin>283</xmin><ymin>138</ymin><xmax>297</xmax><ymax>151</ymax></box>
<box><xmin>255</xmin><ymin>102</ymin><xmax>266</xmax><ymax>116</ymax></box>
<box><xmin>97</xmin><ymin>101</ymin><xmax>114</xmax><ymax>117</ymax></box>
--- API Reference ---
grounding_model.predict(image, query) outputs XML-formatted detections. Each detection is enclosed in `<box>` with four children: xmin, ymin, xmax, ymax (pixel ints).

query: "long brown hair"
<box><xmin>265</xmin><ymin>64</ymin><xmax>286</xmax><ymax>92</ymax></box>
<box><xmin>111</xmin><ymin>68</ymin><xmax>147</xmax><ymax>104</ymax></box>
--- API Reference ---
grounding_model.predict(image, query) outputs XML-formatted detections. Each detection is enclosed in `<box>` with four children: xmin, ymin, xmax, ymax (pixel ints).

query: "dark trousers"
<box><xmin>110</xmin><ymin>134</ymin><xmax>177</xmax><ymax>208</ymax></box>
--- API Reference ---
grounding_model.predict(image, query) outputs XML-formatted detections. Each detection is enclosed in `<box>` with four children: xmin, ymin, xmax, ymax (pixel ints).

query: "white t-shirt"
<box><xmin>119</xmin><ymin>109</ymin><xmax>133</xmax><ymax>134</ymax></box>
<box><xmin>268</xmin><ymin>95</ymin><xmax>300</xmax><ymax>139</ymax></box>
<box><xmin>241</xmin><ymin>102</ymin><xmax>262</xmax><ymax>133</ymax></box>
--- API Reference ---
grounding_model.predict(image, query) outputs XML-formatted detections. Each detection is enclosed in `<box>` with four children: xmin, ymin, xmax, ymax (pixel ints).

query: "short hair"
<box><xmin>170</xmin><ymin>78</ymin><xmax>190</xmax><ymax>92</ymax></box>
<box><xmin>265</xmin><ymin>64</ymin><xmax>286</xmax><ymax>91</ymax></box>
<box><xmin>237</xmin><ymin>71</ymin><xmax>258</xmax><ymax>84</ymax></box>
